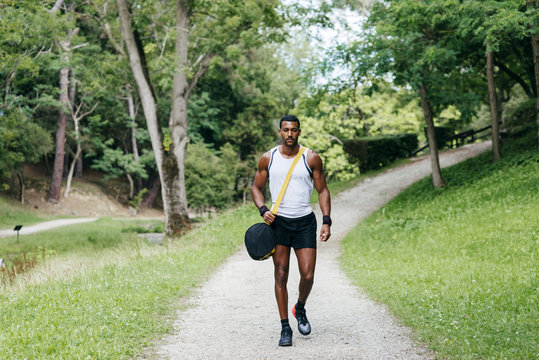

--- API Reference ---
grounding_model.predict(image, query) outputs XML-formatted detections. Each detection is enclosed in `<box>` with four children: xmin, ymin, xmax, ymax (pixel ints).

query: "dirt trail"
<box><xmin>155</xmin><ymin>142</ymin><xmax>491</xmax><ymax>360</ymax></box>
<box><xmin>0</xmin><ymin>218</ymin><xmax>98</xmax><ymax>238</ymax></box>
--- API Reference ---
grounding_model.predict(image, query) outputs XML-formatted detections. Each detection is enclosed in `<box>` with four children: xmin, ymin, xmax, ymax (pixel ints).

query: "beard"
<box><xmin>282</xmin><ymin>136</ymin><xmax>298</xmax><ymax>148</ymax></box>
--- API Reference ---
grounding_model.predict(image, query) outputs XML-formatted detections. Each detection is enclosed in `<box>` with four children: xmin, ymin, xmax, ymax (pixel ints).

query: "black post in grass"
<box><xmin>13</xmin><ymin>225</ymin><xmax>22</xmax><ymax>242</ymax></box>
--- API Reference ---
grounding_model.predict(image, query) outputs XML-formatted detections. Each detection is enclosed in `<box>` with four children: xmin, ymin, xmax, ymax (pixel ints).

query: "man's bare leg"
<box><xmin>292</xmin><ymin>247</ymin><xmax>316</xmax><ymax>335</ymax></box>
<box><xmin>273</xmin><ymin>244</ymin><xmax>291</xmax><ymax>320</ymax></box>
<box><xmin>294</xmin><ymin>247</ymin><xmax>316</xmax><ymax>303</ymax></box>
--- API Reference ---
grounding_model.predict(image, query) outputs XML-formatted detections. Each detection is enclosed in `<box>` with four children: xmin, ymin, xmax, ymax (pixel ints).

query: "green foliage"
<box><xmin>298</xmin><ymin>85</ymin><xmax>423</xmax><ymax>180</ymax></box>
<box><xmin>0</xmin><ymin>1</ymin><xmax>63</xmax><ymax>111</ymax></box>
<box><xmin>343</xmin><ymin>133</ymin><xmax>418</xmax><ymax>172</ymax></box>
<box><xmin>425</xmin><ymin>126</ymin><xmax>455</xmax><ymax>150</ymax></box>
<box><xmin>90</xmin><ymin>147</ymin><xmax>149</xmax><ymax>181</ymax></box>
<box><xmin>185</xmin><ymin>143</ymin><xmax>236</xmax><ymax>212</ymax></box>
<box><xmin>129</xmin><ymin>188</ymin><xmax>148</xmax><ymax>211</ymax></box>
<box><xmin>342</xmin><ymin>142</ymin><xmax>539</xmax><ymax>359</ymax></box>
<box><xmin>0</xmin><ymin>110</ymin><xmax>52</xmax><ymax>183</ymax></box>
<box><xmin>365</xmin><ymin>0</ymin><xmax>482</xmax><ymax>123</ymax></box>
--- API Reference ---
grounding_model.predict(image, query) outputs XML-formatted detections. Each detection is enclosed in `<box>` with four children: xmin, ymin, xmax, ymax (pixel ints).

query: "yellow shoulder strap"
<box><xmin>271</xmin><ymin>146</ymin><xmax>307</xmax><ymax>215</ymax></box>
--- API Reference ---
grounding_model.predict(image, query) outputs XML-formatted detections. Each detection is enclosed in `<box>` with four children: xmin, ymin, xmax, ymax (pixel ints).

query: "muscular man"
<box><xmin>251</xmin><ymin>114</ymin><xmax>332</xmax><ymax>347</ymax></box>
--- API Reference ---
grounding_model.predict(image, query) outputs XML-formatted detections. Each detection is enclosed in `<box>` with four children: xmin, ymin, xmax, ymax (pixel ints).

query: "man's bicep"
<box><xmin>253</xmin><ymin>155</ymin><xmax>270</xmax><ymax>190</ymax></box>
<box><xmin>253</xmin><ymin>168</ymin><xmax>268</xmax><ymax>190</ymax></box>
<box><xmin>309</xmin><ymin>153</ymin><xmax>327</xmax><ymax>193</ymax></box>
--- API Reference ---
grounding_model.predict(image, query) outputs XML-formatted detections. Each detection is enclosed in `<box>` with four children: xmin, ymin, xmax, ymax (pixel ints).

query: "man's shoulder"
<box><xmin>258</xmin><ymin>147</ymin><xmax>277</xmax><ymax>168</ymax></box>
<box><xmin>305</xmin><ymin>148</ymin><xmax>322</xmax><ymax>168</ymax></box>
<box><xmin>262</xmin><ymin>146</ymin><xmax>279</xmax><ymax>158</ymax></box>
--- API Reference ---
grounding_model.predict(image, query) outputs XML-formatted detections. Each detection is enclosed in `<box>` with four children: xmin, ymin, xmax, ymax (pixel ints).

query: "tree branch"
<box><xmin>494</xmin><ymin>60</ymin><xmax>534</xmax><ymax>98</ymax></box>
<box><xmin>79</xmin><ymin>101</ymin><xmax>100</xmax><ymax>119</ymax></box>
<box><xmin>186</xmin><ymin>54</ymin><xmax>213</xmax><ymax>97</ymax></box>
<box><xmin>50</xmin><ymin>0</ymin><xmax>64</xmax><ymax>14</ymax></box>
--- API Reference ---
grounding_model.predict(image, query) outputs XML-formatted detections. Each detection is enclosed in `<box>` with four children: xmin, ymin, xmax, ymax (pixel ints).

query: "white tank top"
<box><xmin>268</xmin><ymin>145</ymin><xmax>314</xmax><ymax>218</ymax></box>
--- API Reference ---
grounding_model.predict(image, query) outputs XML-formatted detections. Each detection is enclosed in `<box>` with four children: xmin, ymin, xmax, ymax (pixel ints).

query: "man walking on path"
<box><xmin>251</xmin><ymin>114</ymin><xmax>332</xmax><ymax>347</ymax></box>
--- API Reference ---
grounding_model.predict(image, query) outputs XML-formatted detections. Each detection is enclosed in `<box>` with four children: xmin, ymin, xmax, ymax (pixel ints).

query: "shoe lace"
<box><xmin>295</xmin><ymin>308</ymin><xmax>308</xmax><ymax>325</ymax></box>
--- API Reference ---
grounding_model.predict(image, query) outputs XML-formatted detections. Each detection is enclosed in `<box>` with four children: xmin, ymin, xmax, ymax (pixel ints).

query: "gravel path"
<box><xmin>155</xmin><ymin>142</ymin><xmax>491</xmax><ymax>360</ymax></box>
<box><xmin>0</xmin><ymin>217</ymin><xmax>98</xmax><ymax>238</ymax></box>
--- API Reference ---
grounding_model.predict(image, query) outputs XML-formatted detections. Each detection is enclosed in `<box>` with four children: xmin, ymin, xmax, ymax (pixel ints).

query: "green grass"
<box><xmin>0</xmin><ymin>197</ymin><xmax>55</xmax><ymax>228</ymax></box>
<box><xmin>341</xmin><ymin>145</ymin><xmax>539</xmax><ymax>359</ymax></box>
<box><xmin>0</xmin><ymin>205</ymin><xmax>258</xmax><ymax>358</ymax></box>
<box><xmin>0</xmin><ymin>218</ymin><xmax>164</xmax><ymax>268</ymax></box>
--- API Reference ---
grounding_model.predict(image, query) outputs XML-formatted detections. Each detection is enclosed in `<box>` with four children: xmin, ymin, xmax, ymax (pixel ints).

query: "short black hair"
<box><xmin>279</xmin><ymin>114</ymin><xmax>300</xmax><ymax>129</ymax></box>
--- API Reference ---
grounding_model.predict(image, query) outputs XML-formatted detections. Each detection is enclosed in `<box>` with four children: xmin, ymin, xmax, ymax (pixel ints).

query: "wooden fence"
<box><xmin>412</xmin><ymin>125</ymin><xmax>492</xmax><ymax>156</ymax></box>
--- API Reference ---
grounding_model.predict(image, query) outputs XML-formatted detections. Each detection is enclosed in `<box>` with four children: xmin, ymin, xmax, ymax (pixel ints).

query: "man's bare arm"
<box><xmin>309</xmin><ymin>151</ymin><xmax>331</xmax><ymax>241</ymax></box>
<box><xmin>251</xmin><ymin>152</ymin><xmax>276</xmax><ymax>224</ymax></box>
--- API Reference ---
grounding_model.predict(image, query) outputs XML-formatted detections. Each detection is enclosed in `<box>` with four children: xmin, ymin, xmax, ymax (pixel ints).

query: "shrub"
<box><xmin>343</xmin><ymin>133</ymin><xmax>418</xmax><ymax>172</ymax></box>
<box><xmin>424</xmin><ymin>126</ymin><xmax>454</xmax><ymax>150</ymax></box>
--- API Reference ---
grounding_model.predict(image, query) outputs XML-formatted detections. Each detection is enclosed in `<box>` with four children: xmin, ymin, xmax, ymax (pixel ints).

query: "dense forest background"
<box><xmin>1</xmin><ymin>0</ymin><xmax>537</xmax><ymax>234</ymax></box>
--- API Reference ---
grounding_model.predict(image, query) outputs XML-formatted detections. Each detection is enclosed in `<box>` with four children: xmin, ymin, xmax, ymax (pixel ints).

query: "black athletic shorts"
<box><xmin>272</xmin><ymin>212</ymin><xmax>317</xmax><ymax>249</ymax></box>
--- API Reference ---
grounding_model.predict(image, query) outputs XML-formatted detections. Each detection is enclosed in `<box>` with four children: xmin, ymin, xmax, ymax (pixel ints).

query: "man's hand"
<box><xmin>263</xmin><ymin>211</ymin><xmax>277</xmax><ymax>225</ymax></box>
<box><xmin>320</xmin><ymin>224</ymin><xmax>331</xmax><ymax>242</ymax></box>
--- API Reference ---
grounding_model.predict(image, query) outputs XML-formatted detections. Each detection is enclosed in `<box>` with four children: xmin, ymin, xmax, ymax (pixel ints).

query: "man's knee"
<box><xmin>300</xmin><ymin>271</ymin><xmax>314</xmax><ymax>285</ymax></box>
<box><xmin>275</xmin><ymin>263</ymin><xmax>289</xmax><ymax>286</ymax></box>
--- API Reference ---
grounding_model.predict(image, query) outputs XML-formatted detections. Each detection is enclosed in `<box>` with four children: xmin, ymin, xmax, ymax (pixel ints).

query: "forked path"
<box><xmin>156</xmin><ymin>142</ymin><xmax>491</xmax><ymax>360</ymax></box>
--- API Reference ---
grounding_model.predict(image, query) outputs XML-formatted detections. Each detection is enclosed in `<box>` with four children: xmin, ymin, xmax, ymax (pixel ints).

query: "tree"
<box><xmin>0</xmin><ymin>110</ymin><xmax>53</xmax><ymax>203</ymax></box>
<box><xmin>527</xmin><ymin>0</ymin><xmax>539</xmax><ymax>144</ymax></box>
<box><xmin>47</xmin><ymin>1</ymin><xmax>82</xmax><ymax>202</ymax></box>
<box><xmin>458</xmin><ymin>0</ymin><xmax>537</xmax><ymax>160</ymax></box>
<box><xmin>0</xmin><ymin>1</ymin><xmax>59</xmax><ymax>112</ymax></box>
<box><xmin>297</xmin><ymin>85</ymin><xmax>423</xmax><ymax>180</ymax></box>
<box><xmin>364</xmin><ymin>0</ymin><xmax>475</xmax><ymax>187</ymax></box>
<box><xmin>184</xmin><ymin>143</ymin><xmax>236</xmax><ymax>213</ymax></box>
<box><xmin>116</xmin><ymin>0</ymin><xmax>284</xmax><ymax>236</ymax></box>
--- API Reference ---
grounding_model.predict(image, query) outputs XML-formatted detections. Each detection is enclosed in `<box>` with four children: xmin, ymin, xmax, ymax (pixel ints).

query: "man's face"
<box><xmin>279</xmin><ymin>121</ymin><xmax>301</xmax><ymax>148</ymax></box>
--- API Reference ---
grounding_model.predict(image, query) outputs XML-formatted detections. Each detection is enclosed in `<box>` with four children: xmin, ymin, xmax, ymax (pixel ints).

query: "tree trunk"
<box><xmin>143</xmin><ymin>175</ymin><xmax>161</xmax><ymax>208</ymax></box>
<box><xmin>117</xmin><ymin>0</ymin><xmax>190</xmax><ymax>236</ymax></box>
<box><xmin>127</xmin><ymin>173</ymin><xmax>135</xmax><ymax>200</ymax></box>
<box><xmin>165</xmin><ymin>0</ymin><xmax>192</xmax><ymax>236</ymax></box>
<box><xmin>68</xmin><ymin>66</ymin><xmax>83</xmax><ymax>179</ymax></box>
<box><xmin>534</xmin><ymin>33</ymin><xmax>539</xmax><ymax>147</ymax></box>
<box><xmin>16</xmin><ymin>170</ymin><xmax>24</xmax><ymax>204</ymax></box>
<box><xmin>48</xmin><ymin>65</ymin><xmax>69</xmax><ymax>203</ymax></box>
<box><xmin>63</xmin><ymin>145</ymin><xmax>81</xmax><ymax>198</ymax></box>
<box><xmin>528</xmin><ymin>0</ymin><xmax>539</xmax><ymax>146</ymax></box>
<box><xmin>48</xmin><ymin>4</ymin><xmax>75</xmax><ymax>203</ymax></box>
<box><xmin>497</xmin><ymin>68</ymin><xmax>504</xmax><ymax>126</ymax></box>
<box><xmin>75</xmin><ymin>156</ymin><xmax>83</xmax><ymax>178</ymax></box>
<box><xmin>127</xmin><ymin>94</ymin><xmax>142</xmax><ymax>191</ymax></box>
<box><xmin>419</xmin><ymin>83</ymin><xmax>446</xmax><ymax>188</ymax></box>
<box><xmin>64</xmin><ymin>67</ymin><xmax>77</xmax><ymax>198</ymax></box>
<box><xmin>128</xmin><ymin>94</ymin><xmax>140</xmax><ymax>162</ymax></box>
<box><xmin>487</xmin><ymin>50</ymin><xmax>501</xmax><ymax>162</ymax></box>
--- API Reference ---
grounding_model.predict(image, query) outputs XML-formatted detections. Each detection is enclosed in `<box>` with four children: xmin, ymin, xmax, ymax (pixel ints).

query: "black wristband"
<box><xmin>259</xmin><ymin>205</ymin><xmax>270</xmax><ymax>217</ymax></box>
<box><xmin>322</xmin><ymin>215</ymin><xmax>332</xmax><ymax>226</ymax></box>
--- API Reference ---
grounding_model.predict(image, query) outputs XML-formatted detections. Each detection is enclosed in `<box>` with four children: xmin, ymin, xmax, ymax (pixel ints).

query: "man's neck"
<box><xmin>279</xmin><ymin>143</ymin><xmax>300</xmax><ymax>158</ymax></box>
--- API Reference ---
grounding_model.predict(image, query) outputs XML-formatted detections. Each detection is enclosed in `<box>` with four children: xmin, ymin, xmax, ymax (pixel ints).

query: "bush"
<box><xmin>343</xmin><ymin>133</ymin><xmax>418</xmax><ymax>172</ymax></box>
<box><xmin>424</xmin><ymin>126</ymin><xmax>454</xmax><ymax>150</ymax></box>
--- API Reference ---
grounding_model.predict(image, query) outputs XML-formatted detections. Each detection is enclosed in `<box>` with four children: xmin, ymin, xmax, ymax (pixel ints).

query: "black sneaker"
<box><xmin>278</xmin><ymin>326</ymin><xmax>293</xmax><ymax>346</ymax></box>
<box><xmin>292</xmin><ymin>304</ymin><xmax>311</xmax><ymax>335</ymax></box>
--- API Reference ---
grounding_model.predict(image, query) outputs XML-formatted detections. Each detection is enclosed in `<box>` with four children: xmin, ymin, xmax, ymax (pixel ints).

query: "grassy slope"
<box><xmin>341</xmin><ymin>143</ymin><xmax>538</xmax><ymax>359</ymax></box>
<box><xmin>0</xmin><ymin>197</ymin><xmax>54</xmax><ymax>228</ymax></box>
<box><xmin>0</xmin><ymin>206</ymin><xmax>258</xmax><ymax>358</ymax></box>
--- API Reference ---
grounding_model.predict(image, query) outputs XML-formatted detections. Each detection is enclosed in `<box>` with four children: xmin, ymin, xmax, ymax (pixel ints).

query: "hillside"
<box><xmin>0</xmin><ymin>163</ymin><xmax>163</xmax><ymax>221</ymax></box>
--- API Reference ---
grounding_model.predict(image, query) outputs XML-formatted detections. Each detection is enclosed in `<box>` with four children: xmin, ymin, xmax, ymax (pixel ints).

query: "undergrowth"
<box><xmin>341</xmin><ymin>137</ymin><xmax>538</xmax><ymax>359</ymax></box>
<box><xmin>0</xmin><ymin>206</ymin><xmax>257</xmax><ymax>358</ymax></box>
